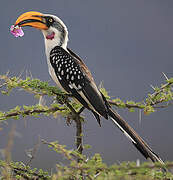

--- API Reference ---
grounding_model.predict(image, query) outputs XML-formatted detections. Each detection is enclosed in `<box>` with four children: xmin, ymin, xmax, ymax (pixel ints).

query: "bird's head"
<box><xmin>15</xmin><ymin>11</ymin><xmax>68</xmax><ymax>51</ymax></box>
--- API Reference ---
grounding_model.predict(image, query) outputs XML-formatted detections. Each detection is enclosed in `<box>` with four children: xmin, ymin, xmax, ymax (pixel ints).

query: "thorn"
<box><xmin>25</xmin><ymin>69</ymin><xmax>27</xmax><ymax>78</ymax></box>
<box><xmin>17</xmin><ymin>68</ymin><xmax>25</xmax><ymax>80</ymax></box>
<box><xmin>139</xmin><ymin>109</ymin><xmax>142</xmax><ymax>125</ymax></box>
<box><xmin>98</xmin><ymin>81</ymin><xmax>104</xmax><ymax>89</ymax></box>
<box><xmin>39</xmin><ymin>95</ymin><xmax>47</xmax><ymax>106</ymax></box>
<box><xmin>25</xmin><ymin>148</ymin><xmax>33</xmax><ymax>158</ymax></box>
<box><xmin>5</xmin><ymin>71</ymin><xmax>10</xmax><ymax>76</ymax></box>
<box><xmin>162</xmin><ymin>72</ymin><xmax>169</xmax><ymax>80</ymax></box>
<box><xmin>25</xmin><ymin>69</ymin><xmax>28</xmax><ymax>79</ymax></box>
<box><xmin>76</xmin><ymin>143</ymin><xmax>82</xmax><ymax>151</ymax></box>
<box><xmin>136</xmin><ymin>159</ymin><xmax>140</xmax><ymax>167</ymax></box>
<box><xmin>150</xmin><ymin>84</ymin><xmax>155</xmax><ymax>90</ymax></box>
<box><xmin>143</xmin><ymin>100</ymin><xmax>146</xmax><ymax>105</ymax></box>
<box><xmin>29</xmin><ymin>70</ymin><xmax>33</xmax><ymax>79</ymax></box>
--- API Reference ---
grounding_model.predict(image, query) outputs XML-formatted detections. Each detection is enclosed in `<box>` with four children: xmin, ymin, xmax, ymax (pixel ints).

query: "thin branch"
<box><xmin>0</xmin><ymin>82</ymin><xmax>7</xmax><ymax>88</ymax></box>
<box><xmin>1</xmin><ymin>74</ymin><xmax>173</xmax><ymax>112</ymax></box>
<box><xmin>150</xmin><ymin>81</ymin><xmax>172</xmax><ymax>99</ymax></box>
<box><xmin>63</xmin><ymin>99</ymin><xmax>83</xmax><ymax>155</ymax></box>
<box><xmin>12</xmin><ymin>166</ymin><xmax>49</xmax><ymax>180</ymax></box>
<box><xmin>153</xmin><ymin>102</ymin><xmax>173</xmax><ymax>108</ymax></box>
<box><xmin>0</xmin><ymin>106</ymin><xmax>66</xmax><ymax>121</ymax></box>
<box><xmin>26</xmin><ymin>136</ymin><xmax>41</xmax><ymax>166</ymax></box>
<box><xmin>75</xmin><ymin>118</ymin><xmax>83</xmax><ymax>155</ymax></box>
<box><xmin>41</xmin><ymin>139</ymin><xmax>75</xmax><ymax>162</ymax></box>
<box><xmin>108</xmin><ymin>100</ymin><xmax>143</xmax><ymax>109</ymax></box>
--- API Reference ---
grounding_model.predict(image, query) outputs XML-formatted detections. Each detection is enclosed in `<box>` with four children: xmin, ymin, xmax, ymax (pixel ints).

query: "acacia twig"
<box><xmin>108</xmin><ymin>100</ymin><xmax>143</xmax><ymax>109</ymax></box>
<box><xmin>0</xmin><ymin>106</ymin><xmax>66</xmax><ymax>121</ymax></box>
<box><xmin>26</xmin><ymin>136</ymin><xmax>41</xmax><ymax>166</ymax></box>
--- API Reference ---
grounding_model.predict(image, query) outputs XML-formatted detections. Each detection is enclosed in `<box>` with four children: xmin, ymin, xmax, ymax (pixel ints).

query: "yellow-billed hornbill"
<box><xmin>14</xmin><ymin>11</ymin><xmax>164</xmax><ymax>163</ymax></box>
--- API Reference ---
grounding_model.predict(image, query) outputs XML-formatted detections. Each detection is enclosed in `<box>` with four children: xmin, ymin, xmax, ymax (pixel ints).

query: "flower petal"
<box><xmin>10</xmin><ymin>25</ymin><xmax>24</xmax><ymax>37</ymax></box>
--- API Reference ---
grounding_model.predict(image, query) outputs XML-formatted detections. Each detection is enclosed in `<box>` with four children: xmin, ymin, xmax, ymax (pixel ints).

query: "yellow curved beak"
<box><xmin>15</xmin><ymin>11</ymin><xmax>48</xmax><ymax>30</ymax></box>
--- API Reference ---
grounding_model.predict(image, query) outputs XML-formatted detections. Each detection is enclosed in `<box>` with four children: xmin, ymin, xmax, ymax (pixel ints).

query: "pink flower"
<box><xmin>10</xmin><ymin>25</ymin><xmax>24</xmax><ymax>37</ymax></box>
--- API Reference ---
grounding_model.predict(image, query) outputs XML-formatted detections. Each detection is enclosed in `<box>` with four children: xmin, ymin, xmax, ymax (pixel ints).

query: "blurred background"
<box><xmin>0</xmin><ymin>0</ymin><xmax>173</xmax><ymax>171</ymax></box>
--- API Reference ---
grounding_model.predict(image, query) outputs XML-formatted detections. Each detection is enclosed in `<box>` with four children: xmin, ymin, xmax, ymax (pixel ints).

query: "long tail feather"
<box><xmin>108</xmin><ymin>108</ymin><xmax>164</xmax><ymax>164</ymax></box>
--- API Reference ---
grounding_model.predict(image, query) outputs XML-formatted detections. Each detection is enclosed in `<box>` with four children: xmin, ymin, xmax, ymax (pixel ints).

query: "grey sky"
<box><xmin>0</xmin><ymin>0</ymin><xmax>173</xmax><ymax>170</ymax></box>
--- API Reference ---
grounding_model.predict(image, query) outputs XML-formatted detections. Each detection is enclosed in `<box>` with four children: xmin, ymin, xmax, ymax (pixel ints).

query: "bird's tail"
<box><xmin>108</xmin><ymin>108</ymin><xmax>164</xmax><ymax>164</ymax></box>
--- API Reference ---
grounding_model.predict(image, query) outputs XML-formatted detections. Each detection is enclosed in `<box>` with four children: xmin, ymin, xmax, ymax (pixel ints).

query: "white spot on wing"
<box><xmin>69</xmin><ymin>84</ymin><xmax>73</xmax><ymax>89</ymax></box>
<box><xmin>71</xmin><ymin>76</ymin><xmax>74</xmax><ymax>81</ymax></box>
<box><xmin>78</xmin><ymin>85</ymin><xmax>82</xmax><ymax>89</ymax></box>
<box><xmin>72</xmin><ymin>83</ymin><xmax>78</xmax><ymax>89</ymax></box>
<box><xmin>66</xmin><ymin>74</ymin><xmax>69</xmax><ymax>80</ymax></box>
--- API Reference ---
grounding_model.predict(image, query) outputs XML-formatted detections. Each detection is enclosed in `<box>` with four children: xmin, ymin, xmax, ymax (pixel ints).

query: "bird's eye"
<box><xmin>45</xmin><ymin>16</ymin><xmax>54</xmax><ymax>27</ymax></box>
<box><xmin>48</xmin><ymin>18</ymin><xmax>53</xmax><ymax>23</ymax></box>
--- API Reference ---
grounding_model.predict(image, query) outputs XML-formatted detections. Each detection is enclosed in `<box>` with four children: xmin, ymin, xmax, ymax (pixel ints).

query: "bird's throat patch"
<box><xmin>46</xmin><ymin>32</ymin><xmax>55</xmax><ymax>40</ymax></box>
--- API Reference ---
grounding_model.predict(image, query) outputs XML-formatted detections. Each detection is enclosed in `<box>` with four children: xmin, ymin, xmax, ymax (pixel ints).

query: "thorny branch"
<box><xmin>108</xmin><ymin>99</ymin><xmax>173</xmax><ymax>109</ymax></box>
<box><xmin>25</xmin><ymin>137</ymin><xmax>41</xmax><ymax>166</ymax></box>
<box><xmin>0</xmin><ymin>74</ymin><xmax>172</xmax><ymax>111</ymax></box>
<box><xmin>108</xmin><ymin>100</ymin><xmax>144</xmax><ymax>109</ymax></box>
<box><xmin>0</xmin><ymin>75</ymin><xmax>84</xmax><ymax>155</ymax></box>
<box><xmin>1</xmin><ymin>159</ymin><xmax>173</xmax><ymax>180</ymax></box>
<box><xmin>0</xmin><ymin>106</ymin><xmax>66</xmax><ymax>121</ymax></box>
<box><xmin>10</xmin><ymin>165</ymin><xmax>49</xmax><ymax>180</ymax></box>
<box><xmin>1</xmin><ymin>137</ymin><xmax>173</xmax><ymax>179</ymax></box>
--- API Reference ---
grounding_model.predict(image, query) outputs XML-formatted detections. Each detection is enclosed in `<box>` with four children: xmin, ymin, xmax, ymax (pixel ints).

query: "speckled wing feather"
<box><xmin>49</xmin><ymin>46</ymin><xmax>109</xmax><ymax>121</ymax></box>
<box><xmin>67</xmin><ymin>48</ymin><xmax>109</xmax><ymax>119</ymax></box>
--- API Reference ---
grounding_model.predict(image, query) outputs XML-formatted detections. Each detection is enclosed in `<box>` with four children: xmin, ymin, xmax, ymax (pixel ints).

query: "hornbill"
<box><xmin>13</xmin><ymin>11</ymin><xmax>164</xmax><ymax>163</ymax></box>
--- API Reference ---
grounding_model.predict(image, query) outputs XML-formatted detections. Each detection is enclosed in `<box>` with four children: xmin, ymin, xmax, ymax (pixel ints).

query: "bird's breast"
<box><xmin>47</xmin><ymin>58</ymin><xmax>66</xmax><ymax>92</ymax></box>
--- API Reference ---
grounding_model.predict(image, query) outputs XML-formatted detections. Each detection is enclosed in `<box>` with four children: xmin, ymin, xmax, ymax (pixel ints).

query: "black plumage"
<box><xmin>50</xmin><ymin>46</ymin><xmax>86</xmax><ymax>92</ymax></box>
<box><xmin>50</xmin><ymin>46</ymin><xmax>109</xmax><ymax>124</ymax></box>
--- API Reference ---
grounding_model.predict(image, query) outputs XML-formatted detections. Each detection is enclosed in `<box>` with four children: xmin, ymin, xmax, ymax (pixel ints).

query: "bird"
<box><xmin>14</xmin><ymin>11</ymin><xmax>164</xmax><ymax>164</ymax></box>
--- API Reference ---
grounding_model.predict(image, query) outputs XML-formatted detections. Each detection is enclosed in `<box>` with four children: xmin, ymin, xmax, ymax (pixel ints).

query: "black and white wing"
<box><xmin>49</xmin><ymin>46</ymin><xmax>109</xmax><ymax>123</ymax></box>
